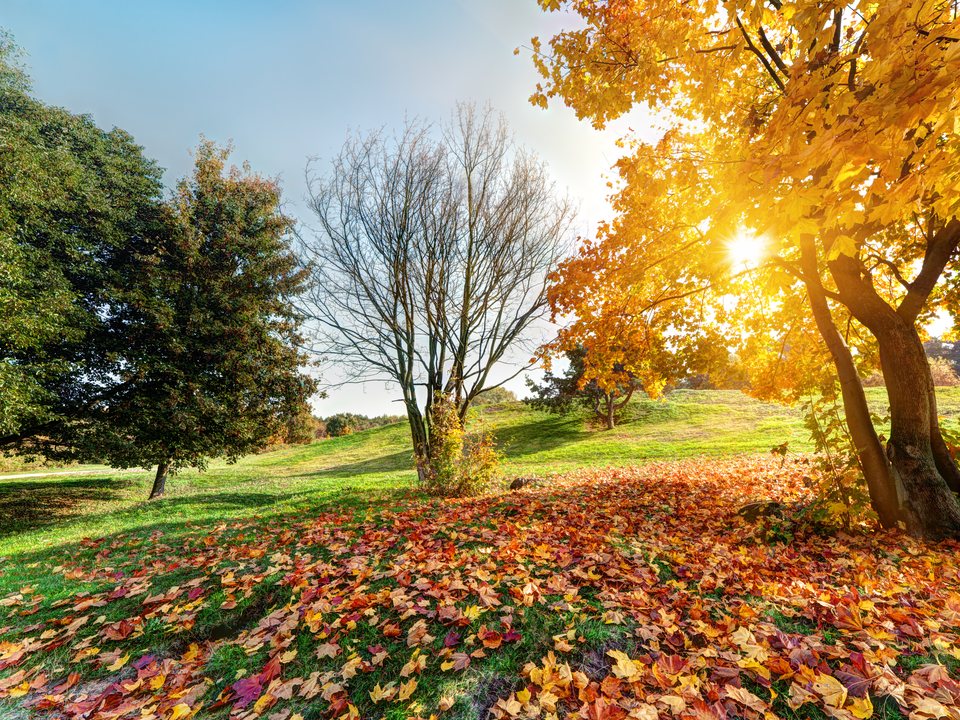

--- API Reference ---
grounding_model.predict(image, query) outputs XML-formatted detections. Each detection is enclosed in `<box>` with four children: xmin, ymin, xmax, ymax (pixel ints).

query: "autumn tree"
<box><xmin>66</xmin><ymin>142</ymin><xmax>318</xmax><ymax>499</ymax></box>
<box><xmin>529</xmin><ymin>0</ymin><xmax>960</xmax><ymax>538</ymax></box>
<box><xmin>299</xmin><ymin>103</ymin><xmax>575</xmax><ymax>483</ymax></box>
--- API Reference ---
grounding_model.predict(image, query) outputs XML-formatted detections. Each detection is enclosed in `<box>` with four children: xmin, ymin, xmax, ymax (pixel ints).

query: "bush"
<box><xmin>470</xmin><ymin>387</ymin><xmax>518</xmax><ymax>406</ymax></box>
<box><xmin>423</xmin><ymin>395</ymin><xmax>501</xmax><ymax>497</ymax></box>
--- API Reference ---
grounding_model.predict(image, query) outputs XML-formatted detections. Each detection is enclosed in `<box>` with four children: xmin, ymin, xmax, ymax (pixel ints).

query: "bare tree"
<box><xmin>299</xmin><ymin>103</ymin><xmax>576</xmax><ymax>482</ymax></box>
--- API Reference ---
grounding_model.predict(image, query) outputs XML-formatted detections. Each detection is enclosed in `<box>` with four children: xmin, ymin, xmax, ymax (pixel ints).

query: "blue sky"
<box><xmin>4</xmin><ymin>0</ymin><xmax>653</xmax><ymax>415</ymax></box>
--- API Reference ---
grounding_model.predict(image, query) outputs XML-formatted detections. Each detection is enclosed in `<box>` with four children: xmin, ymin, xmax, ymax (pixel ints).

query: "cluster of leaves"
<box><xmin>2</xmin><ymin>457</ymin><xmax>960</xmax><ymax>720</ymax></box>
<box><xmin>423</xmin><ymin>395</ymin><xmax>502</xmax><ymax>498</ymax></box>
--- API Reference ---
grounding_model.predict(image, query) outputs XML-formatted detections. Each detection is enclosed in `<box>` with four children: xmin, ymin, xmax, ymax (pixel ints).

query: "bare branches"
<box><xmin>298</xmin><ymin>103</ymin><xmax>576</xmax><ymax>449</ymax></box>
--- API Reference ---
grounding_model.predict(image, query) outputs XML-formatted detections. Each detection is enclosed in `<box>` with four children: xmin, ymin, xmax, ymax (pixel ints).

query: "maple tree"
<box><xmin>299</xmin><ymin>102</ymin><xmax>575</xmax><ymax>483</ymax></box>
<box><xmin>527</xmin><ymin>0</ymin><xmax>960</xmax><ymax>538</ymax></box>
<box><xmin>3</xmin><ymin>457</ymin><xmax>960</xmax><ymax>720</ymax></box>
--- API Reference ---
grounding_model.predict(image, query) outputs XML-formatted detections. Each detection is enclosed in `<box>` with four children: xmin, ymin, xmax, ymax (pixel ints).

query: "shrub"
<box><xmin>423</xmin><ymin>394</ymin><xmax>501</xmax><ymax>497</ymax></box>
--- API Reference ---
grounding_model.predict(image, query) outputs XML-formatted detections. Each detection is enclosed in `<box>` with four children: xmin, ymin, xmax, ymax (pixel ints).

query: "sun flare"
<box><xmin>727</xmin><ymin>234</ymin><xmax>765</xmax><ymax>267</ymax></box>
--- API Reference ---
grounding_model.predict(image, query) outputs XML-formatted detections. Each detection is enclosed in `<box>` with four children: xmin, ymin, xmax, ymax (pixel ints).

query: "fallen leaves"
<box><xmin>2</xmin><ymin>457</ymin><xmax>960</xmax><ymax>720</ymax></box>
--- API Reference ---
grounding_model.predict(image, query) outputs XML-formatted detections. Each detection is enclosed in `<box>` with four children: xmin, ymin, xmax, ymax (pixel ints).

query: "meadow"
<box><xmin>1</xmin><ymin>389</ymin><xmax>959</xmax><ymax>720</ymax></box>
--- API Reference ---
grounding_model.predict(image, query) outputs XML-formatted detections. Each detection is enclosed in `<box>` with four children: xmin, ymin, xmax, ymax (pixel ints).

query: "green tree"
<box><xmin>63</xmin><ymin>142</ymin><xmax>318</xmax><ymax>498</ymax></box>
<box><xmin>525</xmin><ymin>346</ymin><xmax>642</xmax><ymax>429</ymax></box>
<box><xmin>0</xmin><ymin>34</ymin><xmax>166</xmax><ymax>447</ymax></box>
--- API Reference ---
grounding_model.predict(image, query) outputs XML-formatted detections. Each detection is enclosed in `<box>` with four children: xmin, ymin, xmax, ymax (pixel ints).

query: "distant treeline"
<box><xmin>271</xmin><ymin>388</ymin><xmax>520</xmax><ymax>446</ymax></box>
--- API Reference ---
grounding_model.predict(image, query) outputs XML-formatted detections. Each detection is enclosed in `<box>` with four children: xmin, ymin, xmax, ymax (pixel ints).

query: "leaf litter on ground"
<box><xmin>0</xmin><ymin>456</ymin><xmax>958</xmax><ymax>720</ymax></box>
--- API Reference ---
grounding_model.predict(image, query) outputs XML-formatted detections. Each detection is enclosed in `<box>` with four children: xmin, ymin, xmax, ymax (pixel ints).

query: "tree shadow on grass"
<box><xmin>0</xmin><ymin>475</ymin><xmax>131</xmax><ymax>540</ymax></box>
<box><xmin>493</xmin><ymin>413</ymin><xmax>591</xmax><ymax>461</ymax></box>
<box><xmin>283</xmin><ymin>449</ymin><xmax>417</xmax><ymax>483</ymax></box>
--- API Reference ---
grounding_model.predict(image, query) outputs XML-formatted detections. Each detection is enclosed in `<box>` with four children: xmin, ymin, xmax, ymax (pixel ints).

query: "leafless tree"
<box><xmin>298</xmin><ymin>103</ymin><xmax>576</xmax><ymax>481</ymax></box>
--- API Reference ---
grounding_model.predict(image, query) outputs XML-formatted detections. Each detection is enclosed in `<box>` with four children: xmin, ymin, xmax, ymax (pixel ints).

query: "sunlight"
<box><xmin>727</xmin><ymin>233</ymin><xmax>765</xmax><ymax>267</ymax></box>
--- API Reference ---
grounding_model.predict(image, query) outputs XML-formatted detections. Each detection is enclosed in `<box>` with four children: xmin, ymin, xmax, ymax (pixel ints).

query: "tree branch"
<box><xmin>757</xmin><ymin>26</ymin><xmax>790</xmax><ymax>75</ymax></box>
<box><xmin>735</xmin><ymin>16</ymin><xmax>785</xmax><ymax>91</ymax></box>
<box><xmin>898</xmin><ymin>217</ymin><xmax>960</xmax><ymax>323</ymax></box>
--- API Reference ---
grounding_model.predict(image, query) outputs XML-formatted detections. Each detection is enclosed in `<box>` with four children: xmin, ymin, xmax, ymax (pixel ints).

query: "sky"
<box><xmin>3</xmin><ymin>0</ymin><xmax>657</xmax><ymax>416</ymax></box>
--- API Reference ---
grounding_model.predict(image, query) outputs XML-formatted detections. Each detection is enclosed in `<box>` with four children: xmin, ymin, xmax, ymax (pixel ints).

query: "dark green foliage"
<box><xmin>0</xmin><ymin>40</ymin><xmax>316</xmax><ymax>496</ymax></box>
<box><xmin>58</xmin><ymin>142</ymin><xmax>318</xmax><ymax>496</ymax></box>
<box><xmin>0</xmin><ymin>37</ymin><xmax>166</xmax><ymax>445</ymax></box>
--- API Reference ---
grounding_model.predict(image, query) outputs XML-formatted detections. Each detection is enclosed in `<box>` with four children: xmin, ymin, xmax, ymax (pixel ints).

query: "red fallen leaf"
<box><xmin>51</xmin><ymin>672</ymin><xmax>80</xmax><ymax>694</ymax></box>
<box><xmin>478</xmin><ymin>625</ymin><xmax>502</xmax><ymax>649</ymax></box>
<box><xmin>658</xmin><ymin>653</ymin><xmax>687</xmax><ymax>675</ymax></box>
<box><xmin>600</xmin><ymin>675</ymin><xmax>623</xmax><ymax>698</ymax></box>
<box><xmin>0</xmin><ymin>650</ymin><xmax>24</xmax><ymax>670</ymax></box>
<box><xmin>260</xmin><ymin>656</ymin><xmax>282</xmax><ymax>684</ymax></box>
<box><xmin>835</xmin><ymin>655</ymin><xmax>876</xmax><ymax>699</ymax></box>
<box><xmin>443</xmin><ymin>631</ymin><xmax>462</xmax><ymax>648</ymax></box>
<box><xmin>187</xmin><ymin>587</ymin><xmax>205</xmax><ymax>601</ymax></box>
<box><xmin>503</xmin><ymin>629</ymin><xmax>522</xmax><ymax>643</ymax></box>
<box><xmin>132</xmin><ymin>654</ymin><xmax>157</xmax><ymax>670</ymax></box>
<box><xmin>102</xmin><ymin>619</ymin><xmax>135</xmax><ymax>640</ymax></box>
<box><xmin>367</xmin><ymin>643</ymin><xmax>387</xmax><ymax>655</ymax></box>
<box><xmin>382</xmin><ymin>622</ymin><xmax>402</xmax><ymax>638</ymax></box>
<box><xmin>231</xmin><ymin>675</ymin><xmax>263</xmax><ymax>709</ymax></box>
<box><xmin>692</xmin><ymin>699</ymin><xmax>729</xmax><ymax>720</ymax></box>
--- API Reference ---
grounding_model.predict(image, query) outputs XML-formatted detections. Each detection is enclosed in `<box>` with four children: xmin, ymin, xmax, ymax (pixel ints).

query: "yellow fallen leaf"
<box><xmin>439</xmin><ymin>696</ymin><xmax>456</xmax><ymax>711</ymax></box>
<box><xmin>849</xmin><ymin>695</ymin><xmax>874</xmax><ymax>719</ymax></box>
<box><xmin>107</xmin><ymin>653</ymin><xmax>130</xmax><ymax>671</ymax></box>
<box><xmin>517</xmin><ymin>688</ymin><xmax>531</xmax><ymax>705</ymax></box>
<box><xmin>607</xmin><ymin>649</ymin><xmax>640</xmax><ymax>680</ymax></box>
<box><xmin>280</xmin><ymin>649</ymin><xmax>297</xmax><ymax>664</ymax></box>
<box><xmin>169</xmin><ymin>704</ymin><xmax>192</xmax><ymax>720</ymax></box>
<box><xmin>397</xmin><ymin>677</ymin><xmax>417</xmax><ymax>701</ymax></box>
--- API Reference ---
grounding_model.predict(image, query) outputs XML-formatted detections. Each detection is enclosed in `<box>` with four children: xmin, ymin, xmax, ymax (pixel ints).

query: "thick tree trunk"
<box><xmin>875</xmin><ymin>320</ymin><xmax>960</xmax><ymax>539</ymax></box>
<box><xmin>150</xmin><ymin>459</ymin><xmax>170</xmax><ymax>499</ymax></box>
<box><xmin>929</xmin><ymin>395</ymin><xmax>960</xmax><ymax>494</ymax></box>
<box><xmin>605</xmin><ymin>393</ymin><xmax>616</xmax><ymax>430</ymax></box>
<box><xmin>828</xmin><ymin>249</ymin><xmax>960</xmax><ymax>539</ymax></box>
<box><xmin>799</xmin><ymin>237</ymin><xmax>901</xmax><ymax>527</ymax></box>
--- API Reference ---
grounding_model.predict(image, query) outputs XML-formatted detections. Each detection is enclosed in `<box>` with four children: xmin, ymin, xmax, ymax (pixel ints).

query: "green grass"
<box><xmin>6</xmin><ymin>387</ymin><xmax>960</xmax><ymax>558</ymax></box>
<box><xmin>2</xmin><ymin>388</ymin><xmax>960</xmax><ymax>719</ymax></box>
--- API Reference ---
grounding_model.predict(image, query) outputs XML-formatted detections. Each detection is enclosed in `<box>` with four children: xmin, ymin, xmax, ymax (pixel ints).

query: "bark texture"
<box><xmin>828</xmin><ymin>244</ymin><xmax>960</xmax><ymax>540</ymax></box>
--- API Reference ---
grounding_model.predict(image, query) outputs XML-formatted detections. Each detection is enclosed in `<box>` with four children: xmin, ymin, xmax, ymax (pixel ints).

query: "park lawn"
<box><xmin>0</xmin><ymin>389</ymin><xmax>818</xmax><ymax>557</ymax></box>
<box><xmin>1</xmin><ymin>389</ymin><xmax>960</xmax><ymax>720</ymax></box>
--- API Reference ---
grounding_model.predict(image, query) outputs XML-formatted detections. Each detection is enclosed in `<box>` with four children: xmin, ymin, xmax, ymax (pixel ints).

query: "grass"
<box><xmin>6</xmin><ymin>386</ymin><xmax>960</xmax><ymax>557</ymax></box>
<box><xmin>3</xmin><ymin>388</ymin><xmax>960</xmax><ymax>719</ymax></box>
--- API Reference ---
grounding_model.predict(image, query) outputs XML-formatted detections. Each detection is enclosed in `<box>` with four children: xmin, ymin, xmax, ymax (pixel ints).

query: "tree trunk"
<box><xmin>875</xmin><ymin>319</ymin><xmax>960</xmax><ymax>539</ymax></box>
<box><xmin>150</xmin><ymin>459</ymin><xmax>170</xmax><ymax>499</ymax></box>
<box><xmin>605</xmin><ymin>393</ymin><xmax>615</xmax><ymax>430</ymax></box>
<box><xmin>929</xmin><ymin>394</ymin><xmax>960</xmax><ymax>494</ymax></box>
<box><xmin>827</xmin><ymin>250</ymin><xmax>960</xmax><ymax>539</ymax></box>
<box><xmin>407</xmin><ymin>408</ymin><xmax>431</xmax><ymax>486</ymax></box>
<box><xmin>799</xmin><ymin>237</ymin><xmax>901</xmax><ymax>527</ymax></box>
